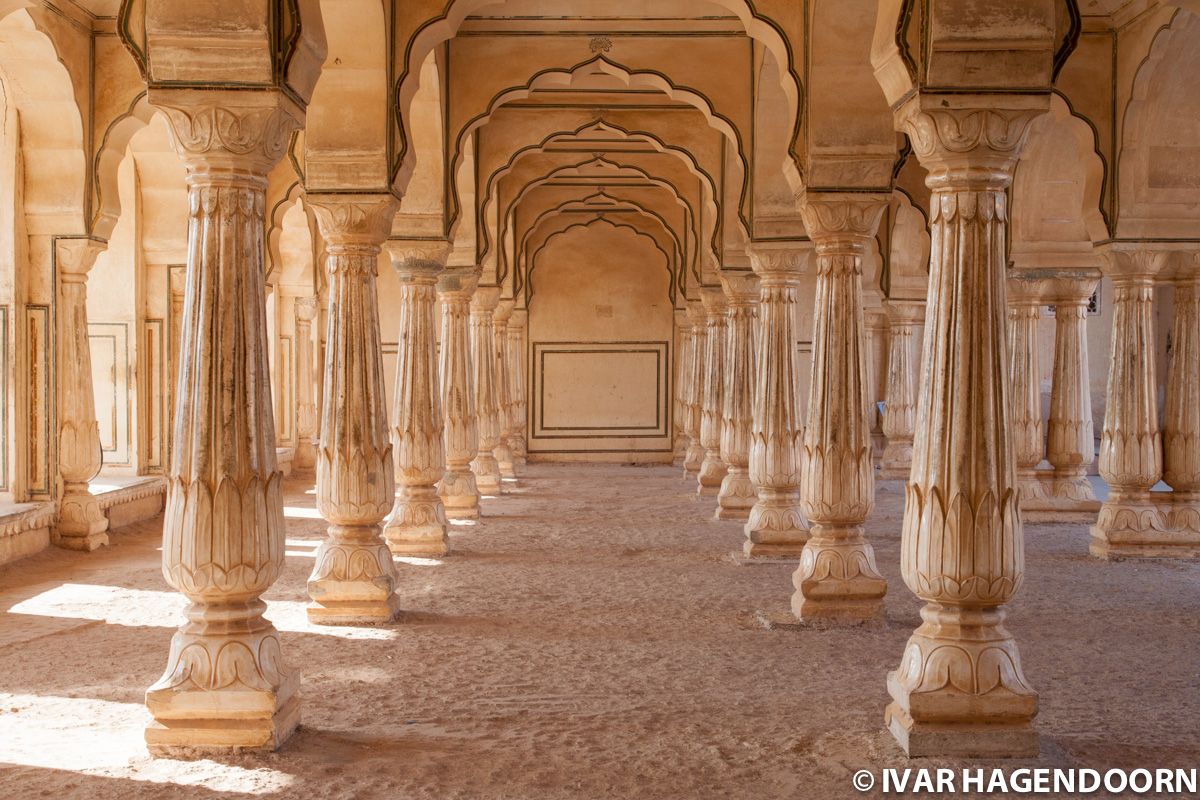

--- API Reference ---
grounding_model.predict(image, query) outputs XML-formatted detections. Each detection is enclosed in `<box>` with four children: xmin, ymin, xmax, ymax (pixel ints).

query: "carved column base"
<box><xmin>697</xmin><ymin>453</ymin><xmax>727</xmax><ymax>496</ymax></box>
<box><xmin>871</xmin><ymin>432</ymin><xmax>887</xmax><ymax>467</ymax></box>
<box><xmin>791</xmin><ymin>528</ymin><xmax>887</xmax><ymax>623</ymax></box>
<box><xmin>1090</xmin><ymin>492</ymin><xmax>1200</xmax><ymax>559</ymax></box>
<box><xmin>145</xmin><ymin>601</ymin><xmax>300</xmax><ymax>754</ymax></box>
<box><xmin>672</xmin><ymin>435</ymin><xmax>688</xmax><ymax>464</ymax></box>
<box><xmin>472</xmin><ymin>454</ymin><xmax>502</xmax><ymax>495</ymax></box>
<box><xmin>743</xmin><ymin>489</ymin><xmax>810</xmax><ymax>557</ymax></box>
<box><xmin>511</xmin><ymin>435</ymin><xmax>528</xmax><ymax>468</ymax></box>
<box><xmin>885</xmin><ymin>604</ymin><xmax>1038</xmax><ymax>758</ymax></box>
<box><xmin>385</xmin><ymin>486</ymin><xmax>449</xmax><ymax>556</ymax></box>
<box><xmin>55</xmin><ymin>486</ymin><xmax>109</xmax><ymax>550</ymax></box>
<box><xmin>439</xmin><ymin>469</ymin><xmax>481</xmax><ymax>520</ymax></box>
<box><xmin>879</xmin><ymin>439</ymin><xmax>914</xmax><ymax>480</ymax></box>
<box><xmin>307</xmin><ymin>525</ymin><xmax>401</xmax><ymax>624</ymax></box>
<box><xmin>495</xmin><ymin>440</ymin><xmax>516</xmax><ymax>481</ymax></box>
<box><xmin>715</xmin><ymin>467</ymin><xmax>756</xmax><ymax>520</ymax></box>
<box><xmin>683</xmin><ymin>442</ymin><xmax>705</xmax><ymax>477</ymax></box>
<box><xmin>1022</xmin><ymin>471</ymin><xmax>1101</xmax><ymax>522</ymax></box>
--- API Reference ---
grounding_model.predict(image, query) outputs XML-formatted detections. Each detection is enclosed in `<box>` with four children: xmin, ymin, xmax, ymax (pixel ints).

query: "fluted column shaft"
<box><xmin>471</xmin><ymin>287</ymin><xmax>502</xmax><ymax>494</ymax></box>
<box><xmin>305</xmin><ymin>195</ymin><xmax>401</xmax><ymax>625</ymax></box>
<box><xmin>1165</xmin><ymin>272</ymin><xmax>1200</xmax><ymax>494</ymax></box>
<box><xmin>437</xmin><ymin>269</ymin><xmax>481</xmax><ymax>519</ymax></box>
<box><xmin>507</xmin><ymin>311</ymin><xmax>528</xmax><ymax>467</ymax></box>
<box><xmin>716</xmin><ymin>274</ymin><xmax>758</xmax><ymax>520</ymax></box>
<box><xmin>744</xmin><ymin>247</ymin><xmax>810</xmax><ymax>557</ymax></box>
<box><xmin>884</xmin><ymin>100</ymin><xmax>1044</xmax><ymax>758</ymax></box>
<box><xmin>880</xmin><ymin>301</ymin><xmax>923</xmax><ymax>479</ymax></box>
<box><xmin>493</xmin><ymin>302</ymin><xmax>516</xmax><ymax>482</ymax></box>
<box><xmin>55</xmin><ymin>239</ymin><xmax>109</xmax><ymax>550</ymax></box>
<box><xmin>1045</xmin><ymin>277</ymin><xmax>1100</xmax><ymax>506</ymax></box>
<box><xmin>144</xmin><ymin>92</ymin><xmax>303</xmax><ymax>754</ymax></box>
<box><xmin>673</xmin><ymin>313</ymin><xmax>690</xmax><ymax>463</ymax></box>
<box><xmin>1007</xmin><ymin>277</ymin><xmax>1046</xmax><ymax>504</ymax></box>
<box><xmin>697</xmin><ymin>289</ymin><xmax>729</xmax><ymax>495</ymax></box>
<box><xmin>384</xmin><ymin>246</ymin><xmax>450</xmax><ymax>556</ymax></box>
<box><xmin>681</xmin><ymin>302</ymin><xmax>706</xmax><ymax>476</ymax></box>
<box><xmin>792</xmin><ymin>194</ymin><xmax>888</xmax><ymax>622</ymax></box>
<box><xmin>294</xmin><ymin>296</ymin><xmax>319</xmax><ymax>469</ymax></box>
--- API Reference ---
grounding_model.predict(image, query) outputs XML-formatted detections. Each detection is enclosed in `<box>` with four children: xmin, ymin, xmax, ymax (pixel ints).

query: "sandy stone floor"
<box><xmin>1</xmin><ymin>462</ymin><xmax>1198</xmax><ymax>799</ymax></box>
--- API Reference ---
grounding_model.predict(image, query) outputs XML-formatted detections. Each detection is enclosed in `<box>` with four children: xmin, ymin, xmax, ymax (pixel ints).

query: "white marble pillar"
<box><xmin>879</xmin><ymin>300</ymin><xmax>924</xmax><ymax>479</ymax></box>
<box><xmin>305</xmin><ymin>194</ymin><xmax>401</xmax><ymax>624</ymax></box>
<box><xmin>507</xmin><ymin>310</ymin><xmax>528</xmax><ymax>468</ymax></box>
<box><xmin>1007</xmin><ymin>275</ymin><xmax>1048</xmax><ymax>509</ymax></box>
<box><xmin>744</xmin><ymin>245</ymin><xmax>810</xmax><ymax>557</ymax></box>
<box><xmin>1091</xmin><ymin>249</ymin><xmax>1179</xmax><ymax>557</ymax></box>
<box><xmin>383</xmin><ymin>243</ymin><xmax>450</xmax><ymax>556</ymax></box>
<box><xmin>293</xmin><ymin>296</ymin><xmax>319</xmax><ymax>469</ymax></box>
<box><xmin>493</xmin><ymin>300</ymin><xmax>516</xmax><ymax>482</ymax></box>
<box><xmin>673</xmin><ymin>312</ymin><xmax>690</xmax><ymax>464</ymax></box>
<box><xmin>1028</xmin><ymin>273</ymin><xmax>1103</xmax><ymax>520</ymax></box>
<box><xmin>54</xmin><ymin>238</ymin><xmax>109</xmax><ymax>551</ymax></box>
<box><xmin>697</xmin><ymin>288</ymin><xmax>729</xmax><ymax>495</ymax></box>
<box><xmin>471</xmin><ymin>286</ymin><xmax>503</xmax><ymax>495</ymax></box>
<box><xmin>437</xmin><ymin>268</ymin><xmax>482</xmax><ymax>519</ymax></box>
<box><xmin>682</xmin><ymin>301</ymin><xmax>706</xmax><ymax>477</ymax></box>
<box><xmin>865</xmin><ymin>307</ymin><xmax>889</xmax><ymax>464</ymax></box>
<box><xmin>793</xmin><ymin>193</ymin><xmax>889</xmax><ymax>622</ymax></box>
<box><xmin>716</xmin><ymin>273</ymin><xmax>759</xmax><ymax>520</ymax></box>
<box><xmin>145</xmin><ymin>92</ymin><xmax>303</xmax><ymax>754</ymax></box>
<box><xmin>884</xmin><ymin>99</ymin><xmax>1044</xmax><ymax>757</ymax></box>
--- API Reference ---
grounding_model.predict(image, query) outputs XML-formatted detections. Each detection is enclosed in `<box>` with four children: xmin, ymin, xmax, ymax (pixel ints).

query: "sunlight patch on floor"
<box><xmin>0</xmin><ymin>692</ymin><xmax>294</xmax><ymax>794</ymax></box>
<box><xmin>8</xmin><ymin>584</ymin><xmax>399</xmax><ymax>641</ymax></box>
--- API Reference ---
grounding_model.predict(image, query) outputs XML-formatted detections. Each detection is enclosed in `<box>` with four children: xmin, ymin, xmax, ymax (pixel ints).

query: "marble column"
<box><xmin>793</xmin><ymin>193</ymin><xmax>889</xmax><ymax>622</ymax></box>
<box><xmin>744</xmin><ymin>245</ymin><xmax>810</xmax><ymax>557</ymax></box>
<box><xmin>1034</xmin><ymin>273</ymin><xmax>1102</xmax><ymax>520</ymax></box>
<box><xmin>884</xmin><ymin>98</ymin><xmax>1044</xmax><ymax>757</ymax></box>
<box><xmin>673</xmin><ymin>312</ymin><xmax>690</xmax><ymax>464</ymax></box>
<box><xmin>383</xmin><ymin>243</ymin><xmax>450</xmax><ymax>556</ymax></box>
<box><xmin>1007</xmin><ymin>275</ymin><xmax>1047</xmax><ymax>509</ymax></box>
<box><xmin>168</xmin><ymin>265</ymin><xmax>186</xmax><ymax>455</ymax></box>
<box><xmin>681</xmin><ymin>301</ymin><xmax>706</xmax><ymax>477</ymax></box>
<box><xmin>716</xmin><ymin>273</ymin><xmax>759</xmax><ymax>520</ymax></box>
<box><xmin>1091</xmin><ymin>249</ymin><xmax>1172</xmax><ymax>557</ymax></box>
<box><xmin>1164</xmin><ymin>267</ymin><xmax>1200</xmax><ymax>500</ymax></box>
<box><xmin>293</xmin><ymin>296</ymin><xmax>319</xmax><ymax>470</ymax></box>
<box><xmin>865</xmin><ymin>307</ymin><xmax>889</xmax><ymax>464</ymax></box>
<box><xmin>507</xmin><ymin>310</ymin><xmax>528</xmax><ymax>468</ymax></box>
<box><xmin>697</xmin><ymin>288</ymin><xmax>729</xmax><ymax>496</ymax></box>
<box><xmin>493</xmin><ymin>301</ymin><xmax>516</xmax><ymax>482</ymax></box>
<box><xmin>879</xmin><ymin>300</ymin><xmax>924</xmax><ymax>479</ymax></box>
<box><xmin>471</xmin><ymin>286</ymin><xmax>503</xmax><ymax>495</ymax></box>
<box><xmin>437</xmin><ymin>268</ymin><xmax>482</xmax><ymax>519</ymax></box>
<box><xmin>145</xmin><ymin>92</ymin><xmax>303</xmax><ymax>753</ymax></box>
<box><xmin>304</xmin><ymin>194</ymin><xmax>401</xmax><ymax>624</ymax></box>
<box><xmin>54</xmin><ymin>238</ymin><xmax>109</xmax><ymax>551</ymax></box>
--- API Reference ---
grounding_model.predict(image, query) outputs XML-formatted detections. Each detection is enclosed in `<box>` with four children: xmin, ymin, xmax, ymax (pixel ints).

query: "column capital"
<box><xmin>494</xmin><ymin>299</ymin><xmax>515</xmax><ymax>324</ymax></box>
<box><xmin>895</xmin><ymin>94</ymin><xmax>1048</xmax><ymax>186</ymax></box>
<box><xmin>797</xmin><ymin>191</ymin><xmax>889</xmax><ymax>251</ymax></box>
<box><xmin>306</xmin><ymin>193</ymin><xmax>399</xmax><ymax>250</ymax></box>
<box><xmin>294</xmin><ymin>295</ymin><xmax>318</xmax><ymax>322</ymax></box>
<box><xmin>699</xmin><ymin>286</ymin><xmax>727</xmax><ymax>313</ymax></box>
<box><xmin>1098</xmin><ymin>245</ymin><xmax>1170</xmax><ymax>283</ymax></box>
<box><xmin>748</xmin><ymin>242</ymin><xmax>813</xmax><ymax>278</ymax></box>
<box><xmin>719</xmin><ymin>272</ymin><xmax>759</xmax><ymax>305</ymax></box>
<box><xmin>437</xmin><ymin>266</ymin><xmax>481</xmax><ymax>296</ymax></box>
<box><xmin>56</xmin><ymin>237</ymin><xmax>106</xmax><ymax>279</ymax></box>
<box><xmin>386</xmin><ymin>238</ymin><xmax>451</xmax><ymax>277</ymax></box>
<box><xmin>151</xmin><ymin>88</ymin><xmax>303</xmax><ymax>176</ymax></box>
<box><xmin>883</xmin><ymin>298</ymin><xmax>925</xmax><ymax>325</ymax></box>
<box><xmin>685</xmin><ymin>298</ymin><xmax>706</xmax><ymax>325</ymax></box>
<box><xmin>471</xmin><ymin>285</ymin><xmax>501</xmax><ymax>312</ymax></box>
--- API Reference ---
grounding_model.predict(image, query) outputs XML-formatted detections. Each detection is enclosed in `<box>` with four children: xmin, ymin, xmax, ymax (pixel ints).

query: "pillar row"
<box><xmin>681</xmin><ymin>301</ymin><xmax>706</xmax><ymax>477</ymax></box>
<box><xmin>493</xmin><ymin>300</ymin><xmax>516</xmax><ymax>482</ymax></box>
<box><xmin>470</xmin><ymin>286</ymin><xmax>503</xmax><ymax>495</ymax></box>
<box><xmin>507</xmin><ymin>310</ymin><xmax>529</xmax><ymax>468</ymax></box>
<box><xmin>697</xmin><ymin>288</ymin><xmax>729</xmax><ymax>496</ymax></box>
<box><xmin>437</xmin><ymin>268</ymin><xmax>482</xmax><ymax>519</ymax></box>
